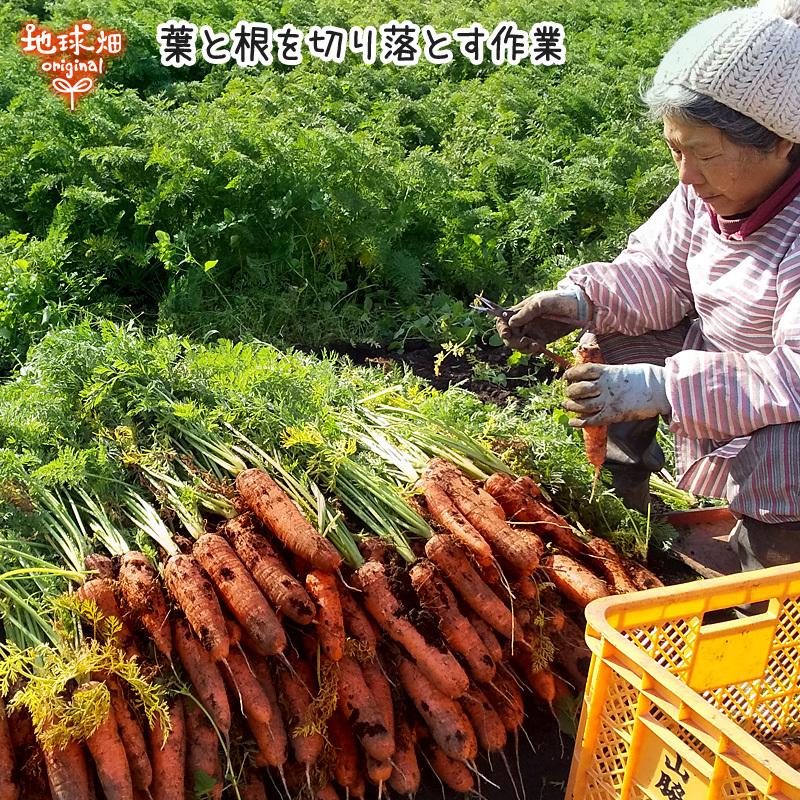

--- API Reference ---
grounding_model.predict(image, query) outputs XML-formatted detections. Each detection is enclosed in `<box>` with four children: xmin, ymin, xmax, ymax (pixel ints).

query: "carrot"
<box><xmin>164</xmin><ymin>553</ymin><xmax>229</xmax><ymax>662</ymax></box>
<box><xmin>306</xmin><ymin>571</ymin><xmax>345</xmax><ymax>662</ymax></box>
<box><xmin>239</xmin><ymin>770</ymin><xmax>269</xmax><ymax>800</ymax></box>
<box><xmin>515</xmin><ymin>573</ymin><xmax>539</xmax><ymax>601</ymax></box>
<box><xmin>337</xmin><ymin>586</ymin><xmax>378</xmax><ymax>654</ymax></box>
<box><xmin>542</xmin><ymin>554</ymin><xmax>610</xmax><ymax>609</ymax></box>
<box><xmin>425</xmin><ymin>535</ymin><xmax>514</xmax><ymax>639</ymax></box>
<box><xmin>427</xmin><ymin>742</ymin><xmax>474</xmax><ymax>793</ymax></box>
<box><xmin>223</xmin><ymin>648</ymin><xmax>273</xmax><ymax>726</ymax></box>
<box><xmin>584</xmin><ymin>537</ymin><xmax>638</xmax><ymax>594</ymax></box>
<box><xmin>410</xmin><ymin>560</ymin><xmax>496</xmax><ymax>684</ymax></box>
<box><xmin>235</xmin><ymin>469</ymin><xmax>342</xmax><ymax>572</ymax></box>
<box><xmin>117</xmin><ymin>550</ymin><xmax>172</xmax><ymax>661</ymax></box>
<box><xmin>106</xmin><ymin>677</ymin><xmax>152</xmax><ymax>794</ymax></box>
<box><xmin>550</xmin><ymin>614</ymin><xmax>592</xmax><ymax>690</ymax></box>
<box><xmin>277</xmin><ymin>654</ymin><xmax>324</xmax><ymax>767</ymax></box>
<box><xmin>185</xmin><ymin>699</ymin><xmax>222</xmax><ymax>800</ymax></box>
<box><xmin>327</xmin><ymin>710</ymin><xmax>361</xmax><ymax>793</ymax></box>
<box><xmin>248</xmin><ymin>658</ymin><xmax>288</xmax><ymax>768</ymax></box>
<box><xmin>425</xmin><ymin>459</ymin><xmax>543</xmax><ymax>573</ymax></box>
<box><xmin>84</xmin><ymin>552</ymin><xmax>115</xmax><ymax>579</ymax></box>
<box><xmin>223</xmin><ymin>513</ymin><xmax>316</xmax><ymax>624</ymax></box>
<box><xmin>466</xmin><ymin>611</ymin><xmax>503</xmax><ymax>664</ymax></box>
<box><xmin>574</xmin><ymin>334</ymin><xmax>607</xmax><ymax>499</ymax></box>
<box><xmin>76</xmin><ymin>578</ymin><xmax>140</xmax><ymax>657</ymax></box>
<box><xmin>396</xmin><ymin>654</ymin><xmax>477</xmax><ymax>761</ymax></box>
<box><xmin>316</xmin><ymin>784</ymin><xmax>341</xmax><ymax>800</ymax></box>
<box><xmin>484</xmin><ymin>666</ymin><xmax>524</xmax><ymax>733</ymax></box>
<box><xmin>76</xmin><ymin>682</ymin><xmax>133</xmax><ymax>800</ymax></box>
<box><xmin>421</xmin><ymin>478</ymin><xmax>493</xmax><ymax>567</ymax></box>
<box><xmin>459</xmin><ymin>685</ymin><xmax>507</xmax><ymax>752</ymax></box>
<box><xmin>193</xmin><ymin>533</ymin><xmax>286</xmax><ymax>657</ymax></box>
<box><xmin>622</xmin><ymin>558</ymin><xmax>665</xmax><ymax>591</ymax></box>
<box><xmin>150</xmin><ymin>696</ymin><xmax>185</xmax><ymax>800</ymax></box>
<box><xmin>388</xmin><ymin>701</ymin><xmax>420</xmax><ymax>797</ymax></box>
<box><xmin>366</xmin><ymin>756</ymin><xmax>392</xmax><ymax>784</ymax></box>
<box><xmin>174</xmin><ymin>616</ymin><xmax>231</xmax><ymax>737</ymax></box>
<box><xmin>355</xmin><ymin>560</ymin><xmax>469</xmax><ymax>699</ymax></box>
<box><xmin>41</xmin><ymin>736</ymin><xmax>92</xmax><ymax>800</ymax></box>
<box><xmin>0</xmin><ymin>696</ymin><xmax>16</xmax><ymax>800</ymax></box>
<box><xmin>336</xmin><ymin>654</ymin><xmax>394</xmax><ymax>762</ymax></box>
<box><xmin>766</xmin><ymin>737</ymin><xmax>800</xmax><ymax>769</ymax></box>
<box><xmin>360</xmin><ymin>657</ymin><xmax>394</xmax><ymax>741</ymax></box>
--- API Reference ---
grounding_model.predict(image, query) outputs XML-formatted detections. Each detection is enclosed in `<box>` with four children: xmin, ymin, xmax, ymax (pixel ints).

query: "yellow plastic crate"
<box><xmin>567</xmin><ymin>564</ymin><xmax>800</xmax><ymax>800</ymax></box>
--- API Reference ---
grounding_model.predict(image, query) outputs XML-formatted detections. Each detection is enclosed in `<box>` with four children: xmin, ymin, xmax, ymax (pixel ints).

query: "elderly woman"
<box><xmin>499</xmin><ymin>0</ymin><xmax>800</xmax><ymax>572</ymax></box>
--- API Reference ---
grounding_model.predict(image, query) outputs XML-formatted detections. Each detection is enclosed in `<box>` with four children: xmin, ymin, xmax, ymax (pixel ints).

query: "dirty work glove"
<box><xmin>497</xmin><ymin>285</ymin><xmax>591</xmax><ymax>355</ymax></box>
<box><xmin>563</xmin><ymin>363</ymin><xmax>671</xmax><ymax>427</ymax></box>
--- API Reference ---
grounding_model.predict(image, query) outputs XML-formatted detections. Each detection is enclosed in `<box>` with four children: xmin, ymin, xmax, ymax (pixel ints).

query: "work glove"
<box><xmin>563</xmin><ymin>363</ymin><xmax>671</xmax><ymax>427</ymax></box>
<box><xmin>497</xmin><ymin>285</ymin><xmax>591</xmax><ymax>355</ymax></box>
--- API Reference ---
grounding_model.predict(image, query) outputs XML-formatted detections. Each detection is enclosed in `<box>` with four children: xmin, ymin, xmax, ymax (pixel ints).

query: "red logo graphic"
<box><xmin>19</xmin><ymin>21</ymin><xmax>126</xmax><ymax>110</ymax></box>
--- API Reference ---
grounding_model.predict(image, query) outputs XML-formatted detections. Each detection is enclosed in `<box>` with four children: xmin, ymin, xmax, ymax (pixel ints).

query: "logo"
<box><xmin>19</xmin><ymin>21</ymin><xmax>126</xmax><ymax>110</ymax></box>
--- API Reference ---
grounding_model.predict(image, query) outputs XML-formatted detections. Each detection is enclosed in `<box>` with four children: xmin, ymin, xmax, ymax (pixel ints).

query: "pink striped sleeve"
<box><xmin>666</xmin><ymin>254</ymin><xmax>800</xmax><ymax>440</ymax></box>
<box><xmin>564</xmin><ymin>183</ymin><xmax>695</xmax><ymax>336</ymax></box>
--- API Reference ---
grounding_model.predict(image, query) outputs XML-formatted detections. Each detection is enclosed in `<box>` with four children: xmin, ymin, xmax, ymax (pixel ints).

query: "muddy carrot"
<box><xmin>396</xmin><ymin>654</ymin><xmax>477</xmax><ymax>762</ymax></box>
<box><xmin>193</xmin><ymin>533</ymin><xmax>286</xmax><ymax>657</ymax></box>
<box><xmin>327</xmin><ymin>710</ymin><xmax>361</xmax><ymax>793</ymax></box>
<box><xmin>84</xmin><ymin>552</ymin><xmax>115</xmax><ymax>579</ymax></box>
<box><xmin>0</xmin><ymin>696</ymin><xmax>16</xmax><ymax>800</ymax></box>
<box><xmin>235</xmin><ymin>469</ymin><xmax>342</xmax><ymax>572</ymax></box>
<box><xmin>584</xmin><ymin>537</ymin><xmax>638</xmax><ymax>594</ymax></box>
<box><xmin>425</xmin><ymin>535</ymin><xmax>514</xmax><ymax>639</ymax></box>
<box><xmin>117</xmin><ymin>550</ymin><xmax>172</xmax><ymax>661</ymax></box>
<box><xmin>356</xmin><ymin>560</ymin><xmax>469</xmax><ymax>699</ymax></box>
<box><xmin>239</xmin><ymin>770</ymin><xmax>268</xmax><ymax>800</ymax></box>
<box><xmin>41</xmin><ymin>737</ymin><xmax>92</xmax><ymax>800</ymax></box>
<box><xmin>223</xmin><ymin>513</ymin><xmax>316</xmax><ymax>624</ymax></box>
<box><xmin>622</xmin><ymin>558</ymin><xmax>664</xmax><ymax>590</ymax></box>
<box><xmin>366</xmin><ymin>756</ymin><xmax>392</xmax><ymax>785</ymax></box>
<box><xmin>410</xmin><ymin>560</ymin><xmax>496</xmax><ymax>684</ymax></box>
<box><xmin>277</xmin><ymin>654</ymin><xmax>324</xmax><ymax>768</ymax></box>
<box><xmin>459</xmin><ymin>684</ymin><xmax>507</xmax><ymax>752</ymax></box>
<box><xmin>164</xmin><ymin>553</ymin><xmax>229</xmax><ymax>662</ymax></box>
<box><xmin>573</xmin><ymin>333</ymin><xmax>607</xmax><ymax>499</ymax></box>
<box><xmin>542</xmin><ymin>553</ymin><xmax>611</xmax><ymax>608</ymax></box>
<box><xmin>388</xmin><ymin>701</ymin><xmax>420</xmax><ymax>797</ymax></box>
<box><xmin>360</xmin><ymin>657</ymin><xmax>394</xmax><ymax>742</ymax></box>
<box><xmin>306</xmin><ymin>570</ymin><xmax>345</xmax><ymax>662</ymax></box>
<box><xmin>427</xmin><ymin>742</ymin><xmax>474</xmax><ymax>793</ymax></box>
<box><xmin>223</xmin><ymin>648</ymin><xmax>273</xmax><ymax>726</ymax></box>
<box><xmin>338</xmin><ymin>586</ymin><xmax>378</xmax><ymax>654</ymax></box>
<box><xmin>484</xmin><ymin>666</ymin><xmax>524</xmax><ymax>733</ymax></box>
<box><xmin>76</xmin><ymin>578</ymin><xmax>140</xmax><ymax>658</ymax></box>
<box><xmin>185</xmin><ymin>699</ymin><xmax>222</xmax><ymax>800</ymax></box>
<box><xmin>174</xmin><ymin>617</ymin><xmax>231</xmax><ymax>737</ymax></box>
<box><xmin>248</xmin><ymin>657</ymin><xmax>288</xmax><ymax>768</ymax></box>
<box><xmin>106</xmin><ymin>677</ymin><xmax>152</xmax><ymax>794</ymax></box>
<box><xmin>150</xmin><ymin>696</ymin><xmax>185</xmax><ymax>800</ymax></box>
<box><xmin>466</xmin><ymin>611</ymin><xmax>504</xmax><ymax>664</ymax></box>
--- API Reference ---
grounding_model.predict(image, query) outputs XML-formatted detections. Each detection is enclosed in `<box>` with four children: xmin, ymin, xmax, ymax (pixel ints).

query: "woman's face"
<box><xmin>663</xmin><ymin>116</ymin><xmax>795</xmax><ymax>217</ymax></box>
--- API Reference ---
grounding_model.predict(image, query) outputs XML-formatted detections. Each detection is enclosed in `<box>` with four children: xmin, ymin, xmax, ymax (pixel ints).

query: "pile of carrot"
<box><xmin>1</xmin><ymin>459</ymin><xmax>662</xmax><ymax>800</ymax></box>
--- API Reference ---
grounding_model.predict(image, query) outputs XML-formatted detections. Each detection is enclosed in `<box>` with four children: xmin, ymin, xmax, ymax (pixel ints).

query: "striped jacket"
<box><xmin>565</xmin><ymin>180</ymin><xmax>800</xmax><ymax>510</ymax></box>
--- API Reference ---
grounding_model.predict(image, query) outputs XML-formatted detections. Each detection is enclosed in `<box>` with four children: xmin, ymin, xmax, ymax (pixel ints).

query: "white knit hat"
<box><xmin>652</xmin><ymin>0</ymin><xmax>800</xmax><ymax>142</ymax></box>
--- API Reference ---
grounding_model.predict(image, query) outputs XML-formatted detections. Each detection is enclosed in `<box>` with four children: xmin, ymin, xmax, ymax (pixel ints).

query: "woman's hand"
<box><xmin>496</xmin><ymin>286</ymin><xmax>591</xmax><ymax>354</ymax></box>
<box><xmin>563</xmin><ymin>363</ymin><xmax>671</xmax><ymax>426</ymax></box>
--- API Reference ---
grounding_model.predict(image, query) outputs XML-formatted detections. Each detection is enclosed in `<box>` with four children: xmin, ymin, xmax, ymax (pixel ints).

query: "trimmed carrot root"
<box><xmin>76</xmin><ymin>578</ymin><xmax>140</xmax><ymax>657</ymax></box>
<box><xmin>421</xmin><ymin>479</ymin><xmax>493</xmax><ymax>567</ymax></box>
<box><xmin>106</xmin><ymin>677</ymin><xmax>152</xmax><ymax>793</ymax></box>
<box><xmin>41</xmin><ymin>738</ymin><xmax>92</xmax><ymax>800</ymax></box>
<box><xmin>150</xmin><ymin>696</ymin><xmax>185</xmax><ymax>800</ymax></box>
<box><xmin>542</xmin><ymin>554</ymin><xmax>611</xmax><ymax>608</ymax></box>
<box><xmin>174</xmin><ymin>617</ymin><xmax>231</xmax><ymax>737</ymax></box>
<box><xmin>574</xmin><ymin>334</ymin><xmax>608</xmax><ymax>499</ymax></box>
<box><xmin>484</xmin><ymin>666</ymin><xmax>524</xmax><ymax>734</ymax></box>
<box><xmin>185</xmin><ymin>700</ymin><xmax>222</xmax><ymax>800</ymax></box>
<box><xmin>425</xmin><ymin>535</ymin><xmax>514</xmax><ymax>639</ymax></box>
<box><xmin>623</xmin><ymin>558</ymin><xmax>664</xmax><ymax>590</ymax></box>
<box><xmin>485</xmin><ymin>473</ymin><xmax>587</xmax><ymax>556</ymax></box>
<box><xmin>460</xmin><ymin>685</ymin><xmax>507</xmax><ymax>752</ymax></box>
<box><xmin>389</xmin><ymin>704</ymin><xmax>420</xmax><ymax>796</ymax></box>
<box><xmin>426</xmin><ymin>743</ymin><xmax>474</xmax><ymax>793</ymax></box>
<box><xmin>193</xmin><ymin>533</ymin><xmax>286</xmax><ymax>657</ymax></box>
<box><xmin>337</xmin><ymin>655</ymin><xmax>394</xmax><ymax>762</ymax></box>
<box><xmin>396</xmin><ymin>655</ymin><xmax>477</xmax><ymax>761</ymax></box>
<box><xmin>356</xmin><ymin>560</ymin><xmax>469</xmax><ymax>699</ymax></box>
<box><xmin>235</xmin><ymin>469</ymin><xmax>342</xmax><ymax>572</ymax></box>
<box><xmin>360</xmin><ymin>658</ymin><xmax>394</xmax><ymax>743</ymax></box>
<box><xmin>117</xmin><ymin>550</ymin><xmax>172</xmax><ymax>661</ymax></box>
<box><xmin>248</xmin><ymin>658</ymin><xmax>288</xmax><ymax>768</ymax></box>
<box><xmin>78</xmin><ymin>682</ymin><xmax>134</xmax><ymax>800</ymax></box>
<box><xmin>338</xmin><ymin>587</ymin><xmax>378</xmax><ymax>654</ymax></box>
<box><xmin>327</xmin><ymin>710</ymin><xmax>361</xmax><ymax>792</ymax></box>
<box><xmin>223</xmin><ymin>513</ymin><xmax>316</xmax><ymax>624</ymax></box>
<box><xmin>410</xmin><ymin>560</ymin><xmax>496</xmax><ymax>685</ymax></box>
<box><xmin>466</xmin><ymin>611</ymin><xmax>503</xmax><ymax>665</ymax></box>
<box><xmin>0</xmin><ymin>695</ymin><xmax>17</xmax><ymax>800</ymax></box>
<box><xmin>584</xmin><ymin>537</ymin><xmax>639</xmax><ymax>594</ymax></box>
<box><xmin>277</xmin><ymin>654</ymin><xmax>324</xmax><ymax>767</ymax></box>
<box><xmin>223</xmin><ymin>649</ymin><xmax>273</xmax><ymax>726</ymax></box>
<box><xmin>306</xmin><ymin>571</ymin><xmax>345</xmax><ymax>662</ymax></box>
<box><xmin>164</xmin><ymin>553</ymin><xmax>229</xmax><ymax>662</ymax></box>
<box><xmin>425</xmin><ymin>459</ymin><xmax>544</xmax><ymax>573</ymax></box>
<box><xmin>366</xmin><ymin>756</ymin><xmax>392</xmax><ymax>784</ymax></box>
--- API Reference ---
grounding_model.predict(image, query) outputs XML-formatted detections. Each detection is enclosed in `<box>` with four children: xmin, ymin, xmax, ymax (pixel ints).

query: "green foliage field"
<box><xmin>1</xmin><ymin>0</ymin><xmax>726</xmax><ymax>370</ymax></box>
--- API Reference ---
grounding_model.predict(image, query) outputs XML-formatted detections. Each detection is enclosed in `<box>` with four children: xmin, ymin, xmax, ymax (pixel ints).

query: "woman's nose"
<box><xmin>677</xmin><ymin>155</ymin><xmax>704</xmax><ymax>186</ymax></box>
